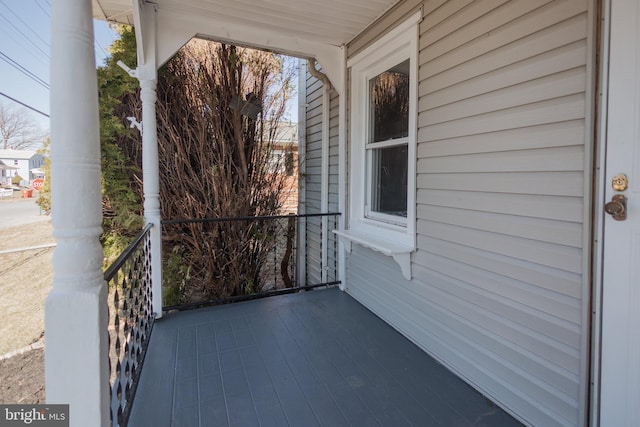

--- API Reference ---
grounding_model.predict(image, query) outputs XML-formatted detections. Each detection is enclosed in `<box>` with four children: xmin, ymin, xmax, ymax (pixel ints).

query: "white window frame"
<box><xmin>335</xmin><ymin>12</ymin><xmax>420</xmax><ymax>280</ymax></box>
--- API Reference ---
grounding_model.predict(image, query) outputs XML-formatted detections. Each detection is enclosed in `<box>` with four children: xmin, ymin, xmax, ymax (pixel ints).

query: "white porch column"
<box><xmin>337</xmin><ymin>46</ymin><xmax>347</xmax><ymax>291</ymax></box>
<box><xmin>46</xmin><ymin>0</ymin><xmax>109</xmax><ymax>425</ymax></box>
<box><xmin>139</xmin><ymin>71</ymin><xmax>163</xmax><ymax>319</ymax></box>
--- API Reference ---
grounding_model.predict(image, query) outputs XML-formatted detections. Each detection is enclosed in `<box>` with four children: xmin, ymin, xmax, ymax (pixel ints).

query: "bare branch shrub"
<box><xmin>156</xmin><ymin>41</ymin><xmax>296</xmax><ymax>305</ymax></box>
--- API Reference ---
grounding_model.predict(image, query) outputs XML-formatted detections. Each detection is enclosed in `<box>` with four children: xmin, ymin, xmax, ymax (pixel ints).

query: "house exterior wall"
<box><xmin>278</xmin><ymin>154</ymin><xmax>299</xmax><ymax>214</ymax></box>
<box><xmin>306</xmin><ymin>0</ymin><xmax>595</xmax><ymax>425</ymax></box>
<box><xmin>0</xmin><ymin>151</ymin><xmax>45</xmax><ymax>186</ymax></box>
<box><xmin>303</xmin><ymin>63</ymin><xmax>340</xmax><ymax>285</ymax></box>
<box><xmin>267</xmin><ymin>121</ymin><xmax>299</xmax><ymax>214</ymax></box>
<box><xmin>271</xmin><ymin>146</ymin><xmax>299</xmax><ymax>214</ymax></box>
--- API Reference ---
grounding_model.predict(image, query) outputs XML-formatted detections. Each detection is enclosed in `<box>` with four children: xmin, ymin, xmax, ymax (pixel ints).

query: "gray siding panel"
<box><xmin>417</xmin><ymin>189</ymin><xmax>584</xmax><ymax>222</ymax></box>
<box><xmin>418</xmin><ymin>94</ymin><xmax>587</xmax><ymax>142</ymax></box>
<box><xmin>348</xmin><ymin>245</ymin><xmax>581</xmax><ymax>426</ymax></box>
<box><xmin>420</xmin><ymin>68</ymin><xmax>587</xmax><ymax>126</ymax></box>
<box><xmin>419</xmin><ymin>3</ymin><xmax>587</xmax><ymax>79</ymax></box>
<box><xmin>417</xmin><ymin>205</ymin><xmax>584</xmax><ymax>247</ymax></box>
<box><xmin>346</xmin><ymin>246</ymin><xmax>574</xmax><ymax>427</ymax></box>
<box><xmin>341</xmin><ymin>1</ymin><xmax>593</xmax><ymax>426</ymax></box>
<box><xmin>305</xmin><ymin>69</ymin><xmax>323</xmax><ymax>285</ymax></box>
<box><xmin>418</xmin><ymin>146</ymin><xmax>585</xmax><ymax>174</ymax></box>
<box><xmin>304</xmin><ymin>64</ymin><xmax>341</xmax><ymax>285</ymax></box>
<box><xmin>416</xmin><ymin>234</ymin><xmax>584</xmax><ymax>299</ymax></box>
<box><xmin>420</xmin><ymin>40</ymin><xmax>588</xmax><ymax>108</ymax></box>
<box><xmin>327</xmin><ymin>89</ymin><xmax>340</xmax><ymax>280</ymax></box>
<box><xmin>347</xmin><ymin>0</ymin><xmax>423</xmax><ymax>57</ymax></box>
<box><xmin>417</xmin><ymin>120</ymin><xmax>586</xmax><ymax>157</ymax></box>
<box><xmin>417</xmin><ymin>171</ymin><xmax>584</xmax><ymax>196</ymax></box>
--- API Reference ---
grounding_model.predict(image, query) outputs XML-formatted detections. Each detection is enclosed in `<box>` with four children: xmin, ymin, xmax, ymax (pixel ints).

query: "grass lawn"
<box><xmin>0</xmin><ymin>220</ymin><xmax>52</xmax><ymax>404</ymax></box>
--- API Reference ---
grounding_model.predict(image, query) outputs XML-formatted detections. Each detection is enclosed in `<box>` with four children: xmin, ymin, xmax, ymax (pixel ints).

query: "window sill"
<box><xmin>333</xmin><ymin>230</ymin><xmax>412</xmax><ymax>280</ymax></box>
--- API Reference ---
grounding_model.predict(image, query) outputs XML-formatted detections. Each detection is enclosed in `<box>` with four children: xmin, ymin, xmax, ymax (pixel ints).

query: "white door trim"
<box><xmin>594</xmin><ymin>0</ymin><xmax>640</xmax><ymax>425</ymax></box>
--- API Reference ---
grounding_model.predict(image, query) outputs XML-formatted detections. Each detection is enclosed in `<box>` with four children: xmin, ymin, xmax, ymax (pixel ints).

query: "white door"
<box><xmin>599</xmin><ymin>0</ymin><xmax>640</xmax><ymax>425</ymax></box>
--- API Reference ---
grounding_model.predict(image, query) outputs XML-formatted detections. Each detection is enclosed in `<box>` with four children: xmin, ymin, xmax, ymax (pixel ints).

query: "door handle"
<box><xmin>604</xmin><ymin>194</ymin><xmax>627</xmax><ymax>221</ymax></box>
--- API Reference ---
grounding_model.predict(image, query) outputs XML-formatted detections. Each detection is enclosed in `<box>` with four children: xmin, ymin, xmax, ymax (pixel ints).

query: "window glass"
<box><xmin>371</xmin><ymin>144</ymin><xmax>408</xmax><ymax>217</ymax></box>
<box><xmin>369</xmin><ymin>59</ymin><xmax>410</xmax><ymax>142</ymax></box>
<box><xmin>367</xmin><ymin>59</ymin><xmax>410</xmax><ymax>219</ymax></box>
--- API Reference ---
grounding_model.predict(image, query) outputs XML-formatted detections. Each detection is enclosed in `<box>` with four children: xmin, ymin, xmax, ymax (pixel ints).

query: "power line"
<box><xmin>93</xmin><ymin>22</ymin><xmax>113</xmax><ymax>61</ymax></box>
<box><xmin>0</xmin><ymin>12</ymin><xmax>49</xmax><ymax>60</ymax></box>
<box><xmin>0</xmin><ymin>51</ymin><xmax>49</xmax><ymax>89</ymax></box>
<box><xmin>94</xmin><ymin>36</ymin><xmax>109</xmax><ymax>61</ymax></box>
<box><xmin>34</xmin><ymin>0</ymin><xmax>49</xmax><ymax>18</ymax></box>
<box><xmin>0</xmin><ymin>1</ymin><xmax>50</xmax><ymax>48</ymax></box>
<box><xmin>0</xmin><ymin>55</ymin><xmax>49</xmax><ymax>89</ymax></box>
<box><xmin>1</xmin><ymin>1</ymin><xmax>108</xmax><ymax>66</ymax></box>
<box><xmin>0</xmin><ymin>91</ymin><xmax>49</xmax><ymax>118</ymax></box>
<box><xmin>0</xmin><ymin>27</ymin><xmax>48</xmax><ymax>69</ymax></box>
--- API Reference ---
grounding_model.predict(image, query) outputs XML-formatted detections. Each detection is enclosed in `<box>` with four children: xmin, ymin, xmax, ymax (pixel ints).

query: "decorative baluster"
<box><xmin>305</xmin><ymin>217</ymin><xmax>309</xmax><ymax>286</ymax></box>
<box><xmin>144</xmin><ymin>233</ymin><xmax>152</xmax><ymax>323</ymax></box>
<box><xmin>128</xmin><ymin>271</ymin><xmax>136</xmax><ymax>395</ymax></box>
<box><xmin>112</xmin><ymin>285</ymin><xmax>121</xmax><ymax>424</ymax></box>
<box><xmin>292</xmin><ymin>216</ymin><xmax>298</xmax><ymax>288</ymax></box>
<box><xmin>105</xmin><ymin>225</ymin><xmax>155</xmax><ymax>426</ymax></box>
<box><xmin>333</xmin><ymin>215</ymin><xmax>338</xmax><ymax>282</ymax></box>
<box><xmin>319</xmin><ymin>216</ymin><xmax>324</xmax><ymax>283</ymax></box>
<box><xmin>131</xmin><ymin>264</ymin><xmax>140</xmax><ymax>386</ymax></box>
<box><xmin>273</xmin><ymin>219</ymin><xmax>277</xmax><ymax>290</ymax></box>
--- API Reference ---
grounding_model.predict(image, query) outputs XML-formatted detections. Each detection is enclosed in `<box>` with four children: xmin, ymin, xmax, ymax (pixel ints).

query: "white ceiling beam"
<box><xmin>132</xmin><ymin>0</ymin><xmax>144</xmax><ymax>63</ymax></box>
<box><xmin>132</xmin><ymin>0</ymin><xmax>157</xmax><ymax>72</ymax></box>
<box><xmin>155</xmin><ymin>9</ymin><xmax>344</xmax><ymax>93</ymax></box>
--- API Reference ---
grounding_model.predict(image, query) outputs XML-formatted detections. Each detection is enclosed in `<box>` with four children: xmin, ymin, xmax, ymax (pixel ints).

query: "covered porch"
<box><xmin>129</xmin><ymin>287</ymin><xmax>521</xmax><ymax>426</ymax></box>
<box><xmin>46</xmin><ymin>0</ymin><xmax>640</xmax><ymax>426</ymax></box>
<box><xmin>48</xmin><ymin>0</ymin><xmax>361</xmax><ymax>424</ymax></box>
<box><xmin>50</xmin><ymin>0</ymin><xmax>380</xmax><ymax>420</ymax></box>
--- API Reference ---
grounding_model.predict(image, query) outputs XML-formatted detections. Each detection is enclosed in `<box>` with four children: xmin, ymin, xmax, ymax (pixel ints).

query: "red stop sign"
<box><xmin>32</xmin><ymin>178</ymin><xmax>45</xmax><ymax>190</ymax></box>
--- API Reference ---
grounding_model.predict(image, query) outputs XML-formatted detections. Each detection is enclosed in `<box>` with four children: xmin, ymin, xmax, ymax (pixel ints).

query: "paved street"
<box><xmin>0</xmin><ymin>197</ymin><xmax>49</xmax><ymax>230</ymax></box>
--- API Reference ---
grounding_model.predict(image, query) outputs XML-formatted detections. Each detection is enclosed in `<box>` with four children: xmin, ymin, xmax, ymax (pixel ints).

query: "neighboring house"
<box><xmin>47</xmin><ymin>1</ymin><xmax>640</xmax><ymax>426</ymax></box>
<box><xmin>0</xmin><ymin>149</ymin><xmax>45</xmax><ymax>186</ymax></box>
<box><xmin>0</xmin><ymin>160</ymin><xmax>18</xmax><ymax>186</ymax></box>
<box><xmin>266</xmin><ymin>121</ymin><xmax>299</xmax><ymax>213</ymax></box>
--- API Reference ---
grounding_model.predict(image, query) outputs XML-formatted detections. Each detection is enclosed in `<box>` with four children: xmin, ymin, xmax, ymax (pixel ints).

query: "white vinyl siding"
<box><xmin>342</xmin><ymin>1</ymin><xmax>593</xmax><ymax>426</ymax></box>
<box><xmin>304</xmin><ymin>64</ymin><xmax>340</xmax><ymax>285</ymax></box>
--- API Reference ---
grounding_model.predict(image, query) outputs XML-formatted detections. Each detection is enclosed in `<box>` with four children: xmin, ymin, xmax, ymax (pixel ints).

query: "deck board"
<box><xmin>129</xmin><ymin>287</ymin><xmax>522</xmax><ymax>426</ymax></box>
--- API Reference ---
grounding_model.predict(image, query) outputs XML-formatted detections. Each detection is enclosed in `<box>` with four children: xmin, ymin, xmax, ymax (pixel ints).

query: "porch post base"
<box><xmin>45</xmin><ymin>282</ymin><xmax>110</xmax><ymax>425</ymax></box>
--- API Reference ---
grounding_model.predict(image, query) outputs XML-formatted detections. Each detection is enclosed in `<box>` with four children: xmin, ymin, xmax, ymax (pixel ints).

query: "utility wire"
<box><xmin>3</xmin><ymin>1</ymin><xmax>107</xmax><ymax>65</ymax></box>
<box><xmin>94</xmin><ymin>37</ymin><xmax>109</xmax><ymax>60</ymax></box>
<box><xmin>0</xmin><ymin>55</ymin><xmax>49</xmax><ymax>89</ymax></box>
<box><xmin>0</xmin><ymin>27</ymin><xmax>44</xmax><ymax>65</ymax></box>
<box><xmin>0</xmin><ymin>91</ymin><xmax>49</xmax><ymax>118</ymax></box>
<box><xmin>35</xmin><ymin>0</ymin><xmax>49</xmax><ymax>18</ymax></box>
<box><xmin>0</xmin><ymin>51</ymin><xmax>49</xmax><ymax>89</ymax></box>
<box><xmin>93</xmin><ymin>21</ymin><xmax>113</xmax><ymax>61</ymax></box>
<box><xmin>0</xmin><ymin>1</ymin><xmax>50</xmax><ymax>48</ymax></box>
<box><xmin>0</xmin><ymin>12</ymin><xmax>49</xmax><ymax>59</ymax></box>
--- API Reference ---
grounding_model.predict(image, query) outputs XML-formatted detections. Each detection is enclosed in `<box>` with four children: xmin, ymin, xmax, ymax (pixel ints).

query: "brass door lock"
<box><xmin>604</xmin><ymin>194</ymin><xmax>627</xmax><ymax>221</ymax></box>
<box><xmin>612</xmin><ymin>174</ymin><xmax>628</xmax><ymax>191</ymax></box>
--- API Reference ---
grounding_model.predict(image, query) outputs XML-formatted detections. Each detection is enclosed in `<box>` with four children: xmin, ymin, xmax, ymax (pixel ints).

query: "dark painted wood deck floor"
<box><xmin>129</xmin><ymin>287</ymin><xmax>522</xmax><ymax>427</ymax></box>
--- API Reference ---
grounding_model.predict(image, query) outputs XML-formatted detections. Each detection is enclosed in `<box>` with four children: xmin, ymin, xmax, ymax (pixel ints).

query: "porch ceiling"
<box><xmin>93</xmin><ymin>0</ymin><xmax>399</xmax><ymax>48</ymax></box>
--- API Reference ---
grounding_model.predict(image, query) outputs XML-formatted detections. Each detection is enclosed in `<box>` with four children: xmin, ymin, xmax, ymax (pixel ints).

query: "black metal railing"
<box><xmin>104</xmin><ymin>223</ymin><xmax>155</xmax><ymax>427</ymax></box>
<box><xmin>161</xmin><ymin>212</ymin><xmax>341</xmax><ymax>311</ymax></box>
